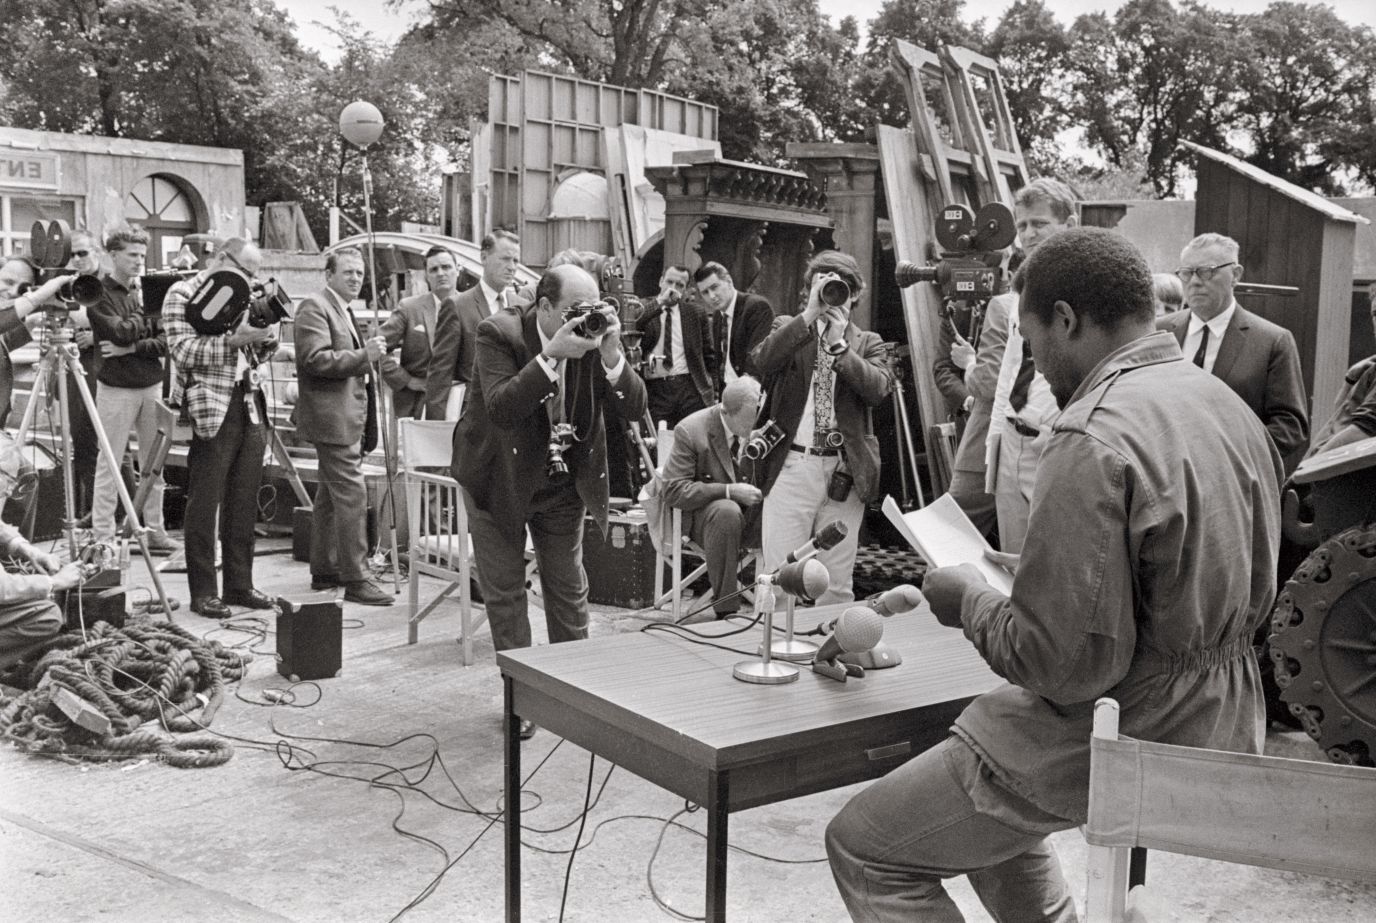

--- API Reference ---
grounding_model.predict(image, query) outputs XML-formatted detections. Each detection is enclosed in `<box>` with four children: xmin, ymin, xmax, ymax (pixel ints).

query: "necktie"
<box><xmin>1193</xmin><ymin>325</ymin><xmax>1210</xmax><ymax>369</ymax></box>
<box><xmin>1009</xmin><ymin>340</ymin><xmax>1035</xmax><ymax>412</ymax></box>
<box><xmin>813</xmin><ymin>335</ymin><xmax>837</xmax><ymax>433</ymax></box>
<box><xmin>730</xmin><ymin>436</ymin><xmax>740</xmax><ymax>461</ymax></box>
<box><xmin>662</xmin><ymin>305</ymin><xmax>675</xmax><ymax>371</ymax></box>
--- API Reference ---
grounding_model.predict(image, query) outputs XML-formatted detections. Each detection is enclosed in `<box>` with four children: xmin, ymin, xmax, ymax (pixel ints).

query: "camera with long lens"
<box><xmin>25</xmin><ymin>220</ymin><xmax>103</xmax><ymax>313</ymax></box>
<box><xmin>894</xmin><ymin>202</ymin><xmax>1016</xmax><ymax>304</ymax></box>
<box><xmin>819</xmin><ymin>276</ymin><xmax>851</xmax><ymax>308</ymax></box>
<box><xmin>546</xmin><ymin>422</ymin><xmax>576</xmax><ymax>480</ymax></box>
<box><xmin>743</xmin><ymin>420</ymin><xmax>786</xmax><ymax>461</ymax></box>
<box><xmin>561</xmin><ymin>302</ymin><xmax>609</xmax><ymax>338</ymax></box>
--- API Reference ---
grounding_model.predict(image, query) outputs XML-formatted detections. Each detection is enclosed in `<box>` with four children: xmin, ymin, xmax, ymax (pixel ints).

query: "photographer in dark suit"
<box><xmin>660</xmin><ymin>376</ymin><xmax>764</xmax><ymax>617</ymax></box>
<box><xmin>293</xmin><ymin>247</ymin><xmax>391</xmax><ymax>606</ymax></box>
<box><xmin>452</xmin><ymin>265</ymin><xmax>646</xmax><ymax>733</ymax></box>
<box><xmin>639</xmin><ymin>264</ymin><xmax>715</xmax><ymax>429</ymax></box>
<box><xmin>751</xmin><ymin>251</ymin><xmax>893</xmax><ymax>605</ymax></box>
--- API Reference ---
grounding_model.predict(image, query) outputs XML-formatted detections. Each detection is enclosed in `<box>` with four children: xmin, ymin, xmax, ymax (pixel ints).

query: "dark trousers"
<box><xmin>467</xmin><ymin>479</ymin><xmax>589</xmax><ymax>651</ymax></box>
<box><xmin>184</xmin><ymin>387</ymin><xmax>267</xmax><ymax>600</ymax></box>
<box><xmin>646</xmin><ymin>375</ymin><xmax>706</xmax><ymax>431</ymax></box>
<box><xmin>310</xmin><ymin>439</ymin><xmax>371</xmax><ymax>583</ymax></box>
<box><xmin>690</xmin><ymin>498</ymin><xmax>748</xmax><ymax>615</ymax></box>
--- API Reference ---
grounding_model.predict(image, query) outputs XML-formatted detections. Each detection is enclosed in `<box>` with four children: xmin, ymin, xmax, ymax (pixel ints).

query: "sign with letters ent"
<box><xmin>0</xmin><ymin>150</ymin><xmax>60</xmax><ymax>191</ymax></box>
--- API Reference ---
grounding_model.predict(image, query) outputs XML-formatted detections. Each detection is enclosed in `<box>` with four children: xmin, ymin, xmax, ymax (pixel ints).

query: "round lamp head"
<box><xmin>340</xmin><ymin>101</ymin><xmax>384</xmax><ymax>148</ymax></box>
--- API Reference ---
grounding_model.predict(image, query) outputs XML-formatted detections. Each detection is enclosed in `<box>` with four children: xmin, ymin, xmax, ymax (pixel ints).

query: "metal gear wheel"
<box><xmin>1269</xmin><ymin>523</ymin><xmax>1376</xmax><ymax>766</ymax></box>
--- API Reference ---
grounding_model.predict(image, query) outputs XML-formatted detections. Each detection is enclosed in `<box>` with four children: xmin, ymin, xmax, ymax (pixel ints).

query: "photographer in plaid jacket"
<box><xmin>164</xmin><ymin>239</ymin><xmax>279</xmax><ymax>620</ymax></box>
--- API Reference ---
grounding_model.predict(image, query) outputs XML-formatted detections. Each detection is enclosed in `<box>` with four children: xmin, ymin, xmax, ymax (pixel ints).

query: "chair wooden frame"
<box><xmin>1085</xmin><ymin>697</ymin><xmax>1376</xmax><ymax>922</ymax></box>
<box><xmin>398</xmin><ymin>419</ymin><xmax>485</xmax><ymax>664</ymax></box>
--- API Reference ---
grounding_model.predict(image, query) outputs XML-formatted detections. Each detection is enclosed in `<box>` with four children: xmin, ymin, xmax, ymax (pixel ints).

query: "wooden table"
<box><xmin>497</xmin><ymin>603</ymin><xmax>1002</xmax><ymax>921</ymax></box>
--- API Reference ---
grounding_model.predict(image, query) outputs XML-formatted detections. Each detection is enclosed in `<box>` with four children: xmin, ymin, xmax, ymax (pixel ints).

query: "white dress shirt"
<box><xmin>1183</xmin><ymin>301</ymin><xmax>1236</xmax><ymax>374</ymax></box>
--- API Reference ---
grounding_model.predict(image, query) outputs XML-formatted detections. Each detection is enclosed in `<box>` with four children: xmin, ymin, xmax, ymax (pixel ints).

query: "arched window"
<box><xmin>125</xmin><ymin>174</ymin><xmax>201</xmax><ymax>268</ymax></box>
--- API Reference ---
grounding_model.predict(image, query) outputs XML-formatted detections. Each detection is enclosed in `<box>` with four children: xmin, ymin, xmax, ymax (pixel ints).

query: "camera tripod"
<box><xmin>13</xmin><ymin>317</ymin><xmax>175</xmax><ymax>616</ymax></box>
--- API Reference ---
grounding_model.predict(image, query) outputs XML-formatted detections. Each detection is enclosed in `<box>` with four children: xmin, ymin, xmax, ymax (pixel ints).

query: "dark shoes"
<box><xmin>343</xmin><ymin>580</ymin><xmax>393</xmax><ymax>606</ymax></box>
<box><xmin>223</xmin><ymin>588</ymin><xmax>275</xmax><ymax>610</ymax></box>
<box><xmin>518</xmin><ymin>718</ymin><xmax>537</xmax><ymax>741</ymax></box>
<box><xmin>191</xmin><ymin>596</ymin><xmax>233</xmax><ymax>620</ymax></box>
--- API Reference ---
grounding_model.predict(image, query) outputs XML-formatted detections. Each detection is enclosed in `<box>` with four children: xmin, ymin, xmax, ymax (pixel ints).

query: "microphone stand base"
<box><xmin>758</xmin><ymin>638</ymin><xmax>820</xmax><ymax>662</ymax></box>
<box><xmin>733</xmin><ymin>660</ymin><xmax>799</xmax><ymax>685</ymax></box>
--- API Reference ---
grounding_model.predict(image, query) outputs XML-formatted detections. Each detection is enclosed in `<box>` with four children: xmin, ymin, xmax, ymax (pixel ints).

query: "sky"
<box><xmin>277</xmin><ymin>0</ymin><xmax>1376</xmax><ymax>62</ymax></box>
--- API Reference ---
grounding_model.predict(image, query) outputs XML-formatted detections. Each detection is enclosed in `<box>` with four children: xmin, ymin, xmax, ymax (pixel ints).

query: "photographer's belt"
<box><xmin>791</xmin><ymin>430</ymin><xmax>843</xmax><ymax>457</ymax></box>
<box><xmin>1006</xmin><ymin>416</ymin><xmax>1039</xmax><ymax>439</ymax></box>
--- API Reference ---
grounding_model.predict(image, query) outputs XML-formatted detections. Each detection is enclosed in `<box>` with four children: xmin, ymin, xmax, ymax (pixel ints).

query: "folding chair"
<box><xmin>648</xmin><ymin>424</ymin><xmax>757</xmax><ymax>622</ymax></box>
<box><xmin>1085</xmin><ymin>697</ymin><xmax>1376</xmax><ymax>922</ymax></box>
<box><xmin>398</xmin><ymin>419</ymin><xmax>484</xmax><ymax>663</ymax></box>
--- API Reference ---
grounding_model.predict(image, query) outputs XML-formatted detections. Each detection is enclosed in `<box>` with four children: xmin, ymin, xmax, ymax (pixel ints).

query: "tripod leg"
<box><xmin>66</xmin><ymin>365</ymin><xmax>176</xmax><ymax>618</ymax></box>
<box><xmin>265</xmin><ymin>427</ymin><xmax>313</xmax><ymax>509</ymax></box>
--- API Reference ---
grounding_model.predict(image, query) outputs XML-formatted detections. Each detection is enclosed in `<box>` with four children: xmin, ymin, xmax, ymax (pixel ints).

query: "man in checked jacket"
<box><xmin>163</xmin><ymin>239</ymin><xmax>279</xmax><ymax>620</ymax></box>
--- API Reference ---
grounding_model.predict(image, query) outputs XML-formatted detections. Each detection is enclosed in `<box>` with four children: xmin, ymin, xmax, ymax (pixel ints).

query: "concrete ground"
<box><xmin>2</xmin><ymin>541</ymin><xmax>1373</xmax><ymax>922</ymax></box>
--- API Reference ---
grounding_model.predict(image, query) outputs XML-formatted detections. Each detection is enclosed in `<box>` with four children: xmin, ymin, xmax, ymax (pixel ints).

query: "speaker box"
<box><xmin>276</xmin><ymin>594</ymin><xmax>342</xmax><ymax>681</ymax></box>
<box><xmin>59</xmin><ymin>585</ymin><xmax>127</xmax><ymax>631</ymax></box>
<box><xmin>3</xmin><ymin>442</ymin><xmax>66</xmax><ymax>542</ymax></box>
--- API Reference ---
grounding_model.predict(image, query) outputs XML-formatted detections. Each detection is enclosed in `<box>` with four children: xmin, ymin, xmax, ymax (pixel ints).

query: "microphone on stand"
<box><xmin>811</xmin><ymin>606</ymin><xmax>884</xmax><ymax>682</ymax></box>
<box><xmin>774</xmin><ymin>559</ymin><xmax>829</xmax><ymax>604</ymax></box>
<box><xmin>785</xmin><ymin>521</ymin><xmax>847</xmax><ymax>564</ymax></box>
<box><xmin>817</xmin><ymin>584</ymin><xmax>922</xmax><ymax>634</ymax></box>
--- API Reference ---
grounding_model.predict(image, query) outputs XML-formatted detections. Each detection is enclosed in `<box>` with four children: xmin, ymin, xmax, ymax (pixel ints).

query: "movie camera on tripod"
<box><xmin>894</xmin><ymin>202</ymin><xmax>1016</xmax><ymax>305</ymax></box>
<box><xmin>25</xmin><ymin>220</ymin><xmax>104</xmax><ymax>312</ymax></box>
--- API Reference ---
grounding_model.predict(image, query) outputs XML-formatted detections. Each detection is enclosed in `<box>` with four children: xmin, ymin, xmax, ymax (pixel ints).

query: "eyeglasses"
<box><xmin>1175</xmin><ymin>261</ymin><xmax>1236</xmax><ymax>283</ymax></box>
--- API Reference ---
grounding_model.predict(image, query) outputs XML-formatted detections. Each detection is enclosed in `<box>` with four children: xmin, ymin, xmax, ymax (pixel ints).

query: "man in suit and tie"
<box><xmin>661</xmin><ymin>376</ymin><xmax>764</xmax><ymax>618</ymax></box>
<box><xmin>164</xmin><ymin>239</ymin><xmax>279</xmax><ymax>619</ymax></box>
<box><xmin>451</xmin><ymin>264</ymin><xmax>646</xmax><ymax>735</ymax></box>
<box><xmin>751</xmin><ymin>251</ymin><xmax>893</xmax><ymax>605</ymax></box>
<box><xmin>293</xmin><ymin>247</ymin><xmax>391</xmax><ymax>606</ymax></box>
<box><xmin>694</xmin><ymin>261</ymin><xmax>774</xmax><ymax>394</ymax></box>
<box><xmin>450</xmin><ymin>229</ymin><xmax>521</xmax><ymax>387</ymax></box>
<box><xmin>379</xmin><ymin>245</ymin><xmax>462</xmax><ymax>420</ymax></box>
<box><xmin>639</xmin><ymin>264</ymin><xmax>716</xmax><ymax>429</ymax></box>
<box><xmin>1158</xmin><ymin>232</ymin><xmax>1309</xmax><ymax>466</ymax></box>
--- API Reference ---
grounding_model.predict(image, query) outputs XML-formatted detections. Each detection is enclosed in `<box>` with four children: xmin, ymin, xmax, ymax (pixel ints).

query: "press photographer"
<box><xmin>450</xmin><ymin>264</ymin><xmax>646</xmax><ymax>738</ymax></box>
<box><xmin>750</xmin><ymin>250</ymin><xmax>893</xmax><ymax>606</ymax></box>
<box><xmin>86</xmin><ymin>226</ymin><xmax>179</xmax><ymax>553</ymax></box>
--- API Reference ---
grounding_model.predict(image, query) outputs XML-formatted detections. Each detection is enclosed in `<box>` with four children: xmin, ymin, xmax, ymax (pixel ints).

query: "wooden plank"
<box><xmin>877</xmin><ymin>123</ymin><xmax>949</xmax><ymax>503</ymax></box>
<box><xmin>1313</xmin><ymin>223</ymin><xmax>1356</xmax><ymax>417</ymax></box>
<box><xmin>890</xmin><ymin>41</ymin><xmax>956</xmax><ymax>207</ymax></box>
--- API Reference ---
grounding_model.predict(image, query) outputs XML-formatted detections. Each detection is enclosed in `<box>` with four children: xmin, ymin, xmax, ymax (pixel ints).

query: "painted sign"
<box><xmin>0</xmin><ymin>150</ymin><xmax>60</xmax><ymax>190</ymax></box>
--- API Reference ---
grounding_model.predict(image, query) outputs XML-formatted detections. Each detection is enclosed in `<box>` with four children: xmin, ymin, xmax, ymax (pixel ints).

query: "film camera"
<box><xmin>743</xmin><ymin>421</ymin><xmax>786</xmax><ymax>461</ymax></box>
<box><xmin>546</xmin><ymin>422</ymin><xmax>576</xmax><ymax>480</ymax></box>
<box><xmin>26</xmin><ymin>220</ymin><xmax>103</xmax><ymax>309</ymax></box>
<box><xmin>561</xmin><ymin>302</ymin><xmax>610</xmax><ymax>339</ymax></box>
<box><xmin>894</xmin><ymin>202</ymin><xmax>1016</xmax><ymax>304</ymax></box>
<box><xmin>182</xmin><ymin>266</ymin><xmax>291</xmax><ymax>335</ymax></box>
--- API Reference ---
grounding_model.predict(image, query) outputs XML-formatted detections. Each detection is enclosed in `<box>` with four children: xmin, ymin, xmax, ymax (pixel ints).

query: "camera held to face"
<box><xmin>819</xmin><ymin>276</ymin><xmax>851</xmax><ymax>309</ymax></box>
<box><xmin>562</xmin><ymin>303</ymin><xmax>609</xmax><ymax>338</ymax></box>
<box><xmin>546</xmin><ymin>422</ymin><xmax>576</xmax><ymax>480</ymax></box>
<box><xmin>743</xmin><ymin>420</ymin><xmax>786</xmax><ymax>461</ymax></box>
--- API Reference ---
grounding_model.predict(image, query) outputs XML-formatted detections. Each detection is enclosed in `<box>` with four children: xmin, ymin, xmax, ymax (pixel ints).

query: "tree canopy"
<box><xmin>1</xmin><ymin>0</ymin><xmax>1371</xmax><ymax>239</ymax></box>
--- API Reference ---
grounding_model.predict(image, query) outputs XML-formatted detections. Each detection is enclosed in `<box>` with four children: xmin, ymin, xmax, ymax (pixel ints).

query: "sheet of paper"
<box><xmin>883</xmin><ymin>494</ymin><xmax>1014</xmax><ymax>596</ymax></box>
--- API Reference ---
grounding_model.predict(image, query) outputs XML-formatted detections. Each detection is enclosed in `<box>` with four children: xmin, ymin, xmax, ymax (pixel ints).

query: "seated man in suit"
<box><xmin>694</xmin><ymin>261</ymin><xmax>774</xmax><ymax>393</ymax></box>
<box><xmin>379</xmin><ymin>245</ymin><xmax>462</xmax><ymax>420</ymax></box>
<box><xmin>293</xmin><ymin>247</ymin><xmax>391</xmax><ymax>606</ymax></box>
<box><xmin>751</xmin><ymin>250</ymin><xmax>894</xmax><ymax>605</ymax></box>
<box><xmin>1159</xmin><ymin>232</ymin><xmax>1309</xmax><ymax>468</ymax></box>
<box><xmin>639</xmin><ymin>264</ymin><xmax>716</xmax><ymax>429</ymax></box>
<box><xmin>451</xmin><ymin>264</ymin><xmax>646</xmax><ymax>737</ymax></box>
<box><xmin>661</xmin><ymin>376</ymin><xmax>764</xmax><ymax>618</ymax></box>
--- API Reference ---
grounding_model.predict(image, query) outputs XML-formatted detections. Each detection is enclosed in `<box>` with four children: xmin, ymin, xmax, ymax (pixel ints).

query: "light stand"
<box><xmin>340</xmin><ymin>101</ymin><xmax>401</xmax><ymax>593</ymax></box>
<box><xmin>732</xmin><ymin>574</ymin><xmax>798</xmax><ymax>685</ymax></box>
<box><xmin>14</xmin><ymin>315</ymin><xmax>176</xmax><ymax>617</ymax></box>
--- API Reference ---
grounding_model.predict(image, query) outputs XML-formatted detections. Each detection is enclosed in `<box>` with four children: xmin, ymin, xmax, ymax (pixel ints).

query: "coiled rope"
<box><xmin>0</xmin><ymin>620</ymin><xmax>250</xmax><ymax>768</ymax></box>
